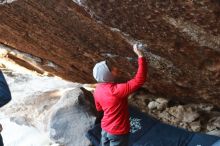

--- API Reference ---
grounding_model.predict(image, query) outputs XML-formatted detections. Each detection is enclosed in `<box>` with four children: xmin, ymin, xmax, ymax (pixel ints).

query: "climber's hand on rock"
<box><xmin>133</xmin><ymin>44</ymin><xmax>144</xmax><ymax>57</ymax></box>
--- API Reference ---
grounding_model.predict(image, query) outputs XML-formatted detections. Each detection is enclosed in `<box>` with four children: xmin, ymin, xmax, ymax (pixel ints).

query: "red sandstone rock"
<box><xmin>0</xmin><ymin>0</ymin><xmax>220</xmax><ymax>107</ymax></box>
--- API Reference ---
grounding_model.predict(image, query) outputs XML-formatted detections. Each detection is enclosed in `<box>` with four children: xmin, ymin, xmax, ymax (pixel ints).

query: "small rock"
<box><xmin>148</xmin><ymin>101</ymin><xmax>158</xmax><ymax>110</ymax></box>
<box><xmin>182</xmin><ymin>109</ymin><xmax>200</xmax><ymax>123</ymax></box>
<box><xmin>156</xmin><ymin>98</ymin><xmax>168</xmax><ymax>104</ymax></box>
<box><xmin>168</xmin><ymin>106</ymin><xmax>199</xmax><ymax>123</ymax></box>
<box><xmin>190</xmin><ymin>121</ymin><xmax>201</xmax><ymax>132</ymax></box>
<box><xmin>207</xmin><ymin>129</ymin><xmax>220</xmax><ymax>137</ymax></box>
<box><xmin>148</xmin><ymin>98</ymin><xmax>168</xmax><ymax>111</ymax></box>
<box><xmin>156</xmin><ymin>98</ymin><xmax>168</xmax><ymax>110</ymax></box>
<box><xmin>168</xmin><ymin>105</ymin><xmax>185</xmax><ymax>120</ymax></box>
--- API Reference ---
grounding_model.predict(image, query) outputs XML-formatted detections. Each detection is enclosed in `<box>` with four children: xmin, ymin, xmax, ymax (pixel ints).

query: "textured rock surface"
<box><xmin>49</xmin><ymin>88</ymin><xmax>97</xmax><ymax>146</ymax></box>
<box><xmin>0</xmin><ymin>0</ymin><xmax>133</xmax><ymax>83</ymax></box>
<box><xmin>128</xmin><ymin>90</ymin><xmax>220</xmax><ymax>135</ymax></box>
<box><xmin>0</xmin><ymin>0</ymin><xmax>220</xmax><ymax>107</ymax></box>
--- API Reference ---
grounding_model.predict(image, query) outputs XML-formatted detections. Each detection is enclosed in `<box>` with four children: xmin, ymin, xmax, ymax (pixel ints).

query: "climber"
<box><xmin>0</xmin><ymin>70</ymin><xmax>12</xmax><ymax>146</ymax></box>
<box><xmin>92</xmin><ymin>44</ymin><xmax>147</xmax><ymax>146</ymax></box>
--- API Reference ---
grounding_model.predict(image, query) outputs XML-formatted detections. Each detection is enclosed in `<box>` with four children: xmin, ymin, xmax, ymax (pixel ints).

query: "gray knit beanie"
<box><xmin>93</xmin><ymin>61</ymin><xmax>114</xmax><ymax>82</ymax></box>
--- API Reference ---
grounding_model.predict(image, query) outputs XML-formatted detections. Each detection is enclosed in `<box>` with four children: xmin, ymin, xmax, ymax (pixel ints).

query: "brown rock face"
<box><xmin>0</xmin><ymin>0</ymin><xmax>220</xmax><ymax>107</ymax></box>
<box><xmin>0</xmin><ymin>0</ymin><xmax>133</xmax><ymax>82</ymax></box>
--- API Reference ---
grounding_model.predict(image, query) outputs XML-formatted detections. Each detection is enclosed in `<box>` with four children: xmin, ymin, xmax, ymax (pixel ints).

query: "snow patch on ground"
<box><xmin>0</xmin><ymin>118</ymin><xmax>56</xmax><ymax>146</ymax></box>
<box><xmin>0</xmin><ymin>60</ymin><xmax>80</xmax><ymax>146</ymax></box>
<box><xmin>5</xmin><ymin>72</ymin><xmax>78</xmax><ymax>103</ymax></box>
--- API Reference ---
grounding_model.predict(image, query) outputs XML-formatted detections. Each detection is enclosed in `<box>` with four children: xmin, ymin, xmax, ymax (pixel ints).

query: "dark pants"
<box><xmin>0</xmin><ymin>134</ymin><xmax>3</xmax><ymax>146</ymax></box>
<box><xmin>100</xmin><ymin>130</ymin><xmax>129</xmax><ymax>146</ymax></box>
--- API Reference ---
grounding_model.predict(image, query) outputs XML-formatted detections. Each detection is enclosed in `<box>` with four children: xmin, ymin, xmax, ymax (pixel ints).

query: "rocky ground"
<box><xmin>128</xmin><ymin>88</ymin><xmax>220</xmax><ymax>137</ymax></box>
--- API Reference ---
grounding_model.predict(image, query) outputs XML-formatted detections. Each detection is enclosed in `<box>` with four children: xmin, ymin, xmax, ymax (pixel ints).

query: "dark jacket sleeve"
<box><xmin>0</xmin><ymin>70</ymin><xmax>11</xmax><ymax>107</ymax></box>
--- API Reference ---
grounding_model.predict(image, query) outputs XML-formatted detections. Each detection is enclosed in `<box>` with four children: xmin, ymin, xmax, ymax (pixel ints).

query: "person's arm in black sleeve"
<box><xmin>0</xmin><ymin>70</ymin><xmax>11</xmax><ymax>107</ymax></box>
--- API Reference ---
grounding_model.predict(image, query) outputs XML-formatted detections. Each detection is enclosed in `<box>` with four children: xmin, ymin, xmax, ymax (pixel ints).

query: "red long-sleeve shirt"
<box><xmin>93</xmin><ymin>57</ymin><xmax>147</xmax><ymax>135</ymax></box>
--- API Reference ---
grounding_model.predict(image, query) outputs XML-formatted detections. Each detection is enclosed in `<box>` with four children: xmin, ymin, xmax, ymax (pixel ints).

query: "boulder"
<box><xmin>0</xmin><ymin>0</ymin><xmax>220</xmax><ymax>107</ymax></box>
<box><xmin>48</xmin><ymin>87</ymin><xmax>97</xmax><ymax>146</ymax></box>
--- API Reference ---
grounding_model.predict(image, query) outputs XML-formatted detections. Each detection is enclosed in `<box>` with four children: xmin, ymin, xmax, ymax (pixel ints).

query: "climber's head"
<box><xmin>93</xmin><ymin>60</ymin><xmax>120</xmax><ymax>83</ymax></box>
